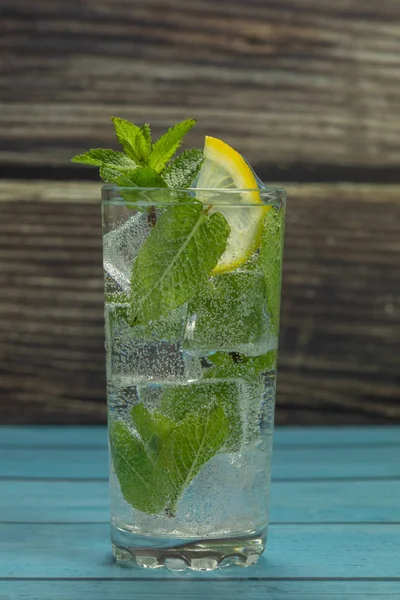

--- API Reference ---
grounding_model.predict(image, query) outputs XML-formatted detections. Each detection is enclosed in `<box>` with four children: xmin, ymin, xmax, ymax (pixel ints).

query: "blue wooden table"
<box><xmin>1</xmin><ymin>426</ymin><xmax>399</xmax><ymax>599</ymax></box>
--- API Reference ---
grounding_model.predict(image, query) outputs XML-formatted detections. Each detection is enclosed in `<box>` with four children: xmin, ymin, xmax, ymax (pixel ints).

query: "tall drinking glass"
<box><xmin>102</xmin><ymin>186</ymin><xmax>285</xmax><ymax>571</ymax></box>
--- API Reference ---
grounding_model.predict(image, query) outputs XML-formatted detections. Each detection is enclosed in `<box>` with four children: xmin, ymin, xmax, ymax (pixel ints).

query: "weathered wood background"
<box><xmin>1</xmin><ymin>0</ymin><xmax>399</xmax><ymax>424</ymax></box>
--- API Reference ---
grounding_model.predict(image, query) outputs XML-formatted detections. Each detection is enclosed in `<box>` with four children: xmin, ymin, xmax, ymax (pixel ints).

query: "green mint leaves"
<box><xmin>72</xmin><ymin>116</ymin><xmax>232</xmax><ymax>326</ymax></box>
<box><xmin>71</xmin><ymin>117</ymin><xmax>201</xmax><ymax>190</ymax></box>
<box><xmin>110</xmin><ymin>402</ymin><xmax>228</xmax><ymax>515</ymax></box>
<box><xmin>139</xmin><ymin>123</ymin><xmax>152</xmax><ymax>151</ymax></box>
<box><xmin>110</xmin><ymin>347</ymin><xmax>275</xmax><ymax>515</ymax></box>
<box><xmin>111</xmin><ymin>118</ymin><xmax>151</xmax><ymax>165</ymax></box>
<box><xmin>163</xmin><ymin>149</ymin><xmax>204</xmax><ymax>189</ymax></box>
<box><xmin>160</xmin><ymin>405</ymin><xmax>229</xmax><ymax>513</ymax></box>
<box><xmin>131</xmin><ymin>403</ymin><xmax>174</xmax><ymax>454</ymax></box>
<box><xmin>109</xmin><ymin>419</ymin><xmax>167</xmax><ymax>514</ymax></box>
<box><xmin>129</xmin><ymin>203</ymin><xmax>230</xmax><ymax>325</ymax></box>
<box><xmin>147</xmin><ymin>119</ymin><xmax>196</xmax><ymax>172</ymax></box>
<box><xmin>71</xmin><ymin>148</ymin><xmax>136</xmax><ymax>171</ymax></box>
<box><xmin>73</xmin><ymin>116</ymin><xmax>284</xmax><ymax>520</ymax></box>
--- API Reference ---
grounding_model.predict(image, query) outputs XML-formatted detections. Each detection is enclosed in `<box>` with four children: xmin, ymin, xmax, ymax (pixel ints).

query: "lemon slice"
<box><xmin>196</xmin><ymin>136</ymin><xmax>269</xmax><ymax>274</ymax></box>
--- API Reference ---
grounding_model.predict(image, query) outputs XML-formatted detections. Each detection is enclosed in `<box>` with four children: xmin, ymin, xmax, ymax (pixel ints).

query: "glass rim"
<box><xmin>102</xmin><ymin>183</ymin><xmax>286</xmax><ymax>207</ymax></box>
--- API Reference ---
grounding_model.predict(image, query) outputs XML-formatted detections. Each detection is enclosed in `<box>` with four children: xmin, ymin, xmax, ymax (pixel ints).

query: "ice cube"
<box><xmin>183</xmin><ymin>270</ymin><xmax>277</xmax><ymax>357</ymax></box>
<box><xmin>107</xmin><ymin>379</ymin><xmax>139</xmax><ymax>421</ymax></box>
<box><xmin>103</xmin><ymin>212</ymin><xmax>151</xmax><ymax>292</ymax></box>
<box><xmin>105</xmin><ymin>303</ymin><xmax>200</xmax><ymax>383</ymax></box>
<box><xmin>106</xmin><ymin>303</ymin><xmax>188</xmax><ymax>343</ymax></box>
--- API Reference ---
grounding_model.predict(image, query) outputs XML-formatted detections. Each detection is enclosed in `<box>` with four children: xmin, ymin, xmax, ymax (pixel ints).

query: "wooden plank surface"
<box><xmin>2</xmin><ymin>580</ymin><xmax>400</xmax><ymax>600</ymax></box>
<box><xmin>1</xmin><ymin>0</ymin><xmax>400</xmax><ymax>172</ymax></box>
<box><xmin>1</xmin><ymin>182</ymin><xmax>399</xmax><ymax>425</ymax></box>
<box><xmin>1</xmin><ymin>522</ymin><xmax>400</xmax><ymax>579</ymax></box>
<box><xmin>2</xmin><ymin>444</ymin><xmax>400</xmax><ymax>481</ymax></box>
<box><xmin>1</xmin><ymin>0</ymin><xmax>400</xmax><ymax>425</ymax></box>
<box><xmin>2</xmin><ymin>479</ymin><xmax>400</xmax><ymax>524</ymax></box>
<box><xmin>2</xmin><ymin>425</ymin><xmax>400</xmax><ymax>447</ymax></box>
<box><xmin>1</xmin><ymin>426</ymin><xmax>399</xmax><ymax>598</ymax></box>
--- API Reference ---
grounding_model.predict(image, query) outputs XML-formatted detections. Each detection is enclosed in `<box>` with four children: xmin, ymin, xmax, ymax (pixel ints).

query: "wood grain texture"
<box><xmin>0</xmin><ymin>181</ymin><xmax>399</xmax><ymax>424</ymax></box>
<box><xmin>2</xmin><ymin>425</ymin><xmax>400</xmax><ymax>447</ymax></box>
<box><xmin>2</xmin><ymin>478</ymin><xmax>400</xmax><ymax>523</ymax></box>
<box><xmin>2</xmin><ymin>427</ymin><xmax>399</xmax><ymax>596</ymax></box>
<box><xmin>2</xmin><ymin>581</ymin><xmax>400</xmax><ymax>600</ymax></box>
<box><xmin>2</xmin><ymin>444</ymin><xmax>400</xmax><ymax>480</ymax></box>
<box><xmin>1</xmin><ymin>522</ymin><xmax>400</xmax><ymax>579</ymax></box>
<box><xmin>1</xmin><ymin>0</ymin><xmax>400</xmax><ymax>171</ymax></box>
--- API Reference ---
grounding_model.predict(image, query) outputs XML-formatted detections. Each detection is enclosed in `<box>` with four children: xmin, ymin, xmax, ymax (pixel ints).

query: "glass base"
<box><xmin>111</xmin><ymin>523</ymin><xmax>267</xmax><ymax>571</ymax></box>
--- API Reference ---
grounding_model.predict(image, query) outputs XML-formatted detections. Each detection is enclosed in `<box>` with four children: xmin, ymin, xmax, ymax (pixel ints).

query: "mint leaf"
<box><xmin>163</xmin><ymin>149</ymin><xmax>204</xmax><ymax>189</ymax></box>
<box><xmin>99</xmin><ymin>164</ymin><xmax>137</xmax><ymax>183</ymax></box>
<box><xmin>129</xmin><ymin>203</ymin><xmax>230</xmax><ymax>325</ymax></box>
<box><xmin>140</xmin><ymin>123</ymin><xmax>152</xmax><ymax>152</ymax></box>
<box><xmin>159</xmin><ymin>404</ymin><xmax>229</xmax><ymax>513</ymax></box>
<box><xmin>131</xmin><ymin>404</ymin><xmax>174</xmax><ymax>454</ymax></box>
<box><xmin>71</xmin><ymin>148</ymin><xmax>137</xmax><ymax>172</ymax></box>
<box><xmin>159</xmin><ymin>379</ymin><xmax>242</xmax><ymax>452</ymax></box>
<box><xmin>112</xmin><ymin>117</ymin><xmax>150</xmax><ymax>164</ymax></box>
<box><xmin>110</xmin><ymin>404</ymin><xmax>228</xmax><ymax>515</ymax></box>
<box><xmin>71</xmin><ymin>118</ymin><xmax>200</xmax><ymax>187</ymax></box>
<box><xmin>115</xmin><ymin>166</ymin><xmax>167</xmax><ymax>188</ymax></box>
<box><xmin>148</xmin><ymin>119</ymin><xmax>196</xmax><ymax>173</ymax></box>
<box><xmin>109</xmin><ymin>420</ymin><xmax>169</xmax><ymax>514</ymax></box>
<box><xmin>259</xmin><ymin>206</ymin><xmax>285</xmax><ymax>335</ymax></box>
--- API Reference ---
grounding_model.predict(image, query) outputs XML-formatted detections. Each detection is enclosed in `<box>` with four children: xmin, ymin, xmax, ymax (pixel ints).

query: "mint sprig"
<box><xmin>71</xmin><ymin>117</ymin><xmax>200</xmax><ymax>189</ymax></box>
<box><xmin>73</xmin><ymin>117</ymin><xmax>229</xmax><ymax>326</ymax></box>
